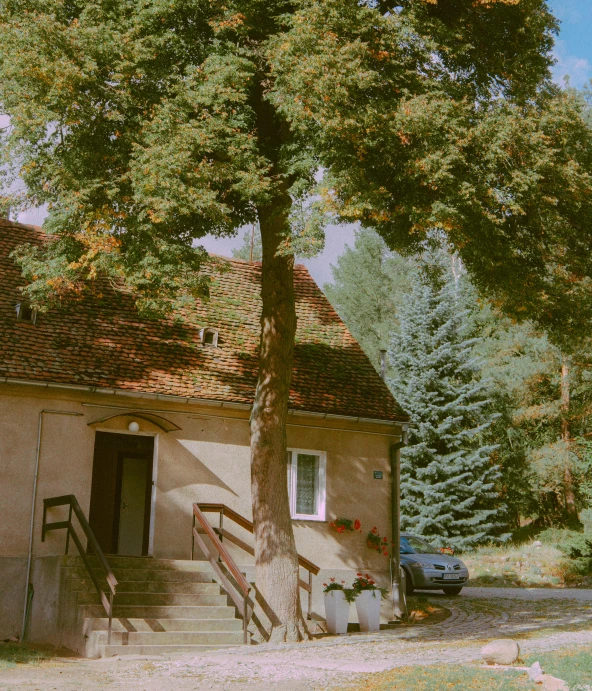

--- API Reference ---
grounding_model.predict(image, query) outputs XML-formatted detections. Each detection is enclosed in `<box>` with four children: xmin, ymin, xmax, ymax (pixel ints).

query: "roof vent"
<box><xmin>200</xmin><ymin>327</ymin><xmax>218</xmax><ymax>347</ymax></box>
<box><xmin>15</xmin><ymin>301</ymin><xmax>37</xmax><ymax>325</ymax></box>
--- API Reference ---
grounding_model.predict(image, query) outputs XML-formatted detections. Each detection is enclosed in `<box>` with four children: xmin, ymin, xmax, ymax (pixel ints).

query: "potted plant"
<box><xmin>323</xmin><ymin>578</ymin><xmax>352</xmax><ymax>634</ymax></box>
<box><xmin>351</xmin><ymin>573</ymin><xmax>386</xmax><ymax>632</ymax></box>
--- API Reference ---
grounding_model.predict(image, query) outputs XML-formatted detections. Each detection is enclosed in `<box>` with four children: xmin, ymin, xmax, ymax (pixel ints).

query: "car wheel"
<box><xmin>442</xmin><ymin>586</ymin><xmax>463</xmax><ymax>595</ymax></box>
<box><xmin>403</xmin><ymin>568</ymin><xmax>414</xmax><ymax>595</ymax></box>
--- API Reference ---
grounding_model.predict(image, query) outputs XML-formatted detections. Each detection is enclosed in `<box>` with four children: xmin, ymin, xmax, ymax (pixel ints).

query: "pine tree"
<box><xmin>232</xmin><ymin>225</ymin><xmax>263</xmax><ymax>262</ymax></box>
<box><xmin>324</xmin><ymin>229</ymin><xmax>411</xmax><ymax>372</ymax></box>
<box><xmin>388</xmin><ymin>262</ymin><xmax>505</xmax><ymax>549</ymax></box>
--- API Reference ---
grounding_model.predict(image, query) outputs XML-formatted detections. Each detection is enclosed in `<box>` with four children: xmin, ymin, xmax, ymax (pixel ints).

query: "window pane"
<box><xmin>296</xmin><ymin>454</ymin><xmax>317</xmax><ymax>515</ymax></box>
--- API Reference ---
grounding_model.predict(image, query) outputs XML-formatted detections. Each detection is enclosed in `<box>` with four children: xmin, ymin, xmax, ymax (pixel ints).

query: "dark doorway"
<box><xmin>88</xmin><ymin>432</ymin><xmax>154</xmax><ymax>556</ymax></box>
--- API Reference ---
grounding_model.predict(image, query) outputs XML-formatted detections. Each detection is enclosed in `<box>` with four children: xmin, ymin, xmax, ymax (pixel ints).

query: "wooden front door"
<box><xmin>88</xmin><ymin>432</ymin><xmax>154</xmax><ymax>556</ymax></box>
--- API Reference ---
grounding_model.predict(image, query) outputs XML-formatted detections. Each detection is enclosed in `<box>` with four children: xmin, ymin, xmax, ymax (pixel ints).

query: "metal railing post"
<box><xmin>218</xmin><ymin>508</ymin><xmax>224</xmax><ymax>562</ymax></box>
<box><xmin>191</xmin><ymin>513</ymin><xmax>195</xmax><ymax>561</ymax></box>
<box><xmin>108</xmin><ymin>591</ymin><xmax>113</xmax><ymax>645</ymax></box>
<box><xmin>65</xmin><ymin>504</ymin><xmax>72</xmax><ymax>555</ymax></box>
<box><xmin>243</xmin><ymin>595</ymin><xmax>248</xmax><ymax>644</ymax></box>
<box><xmin>307</xmin><ymin>571</ymin><xmax>313</xmax><ymax>620</ymax></box>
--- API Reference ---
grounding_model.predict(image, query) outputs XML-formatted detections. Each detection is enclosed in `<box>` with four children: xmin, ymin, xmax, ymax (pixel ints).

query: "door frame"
<box><xmin>93</xmin><ymin>428</ymin><xmax>159</xmax><ymax>556</ymax></box>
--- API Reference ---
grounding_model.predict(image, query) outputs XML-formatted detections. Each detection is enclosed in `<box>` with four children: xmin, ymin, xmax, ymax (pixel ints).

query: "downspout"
<box><xmin>390</xmin><ymin>437</ymin><xmax>408</xmax><ymax>621</ymax></box>
<box><xmin>380</xmin><ymin>349</ymin><xmax>408</xmax><ymax>621</ymax></box>
<box><xmin>21</xmin><ymin>410</ymin><xmax>83</xmax><ymax>642</ymax></box>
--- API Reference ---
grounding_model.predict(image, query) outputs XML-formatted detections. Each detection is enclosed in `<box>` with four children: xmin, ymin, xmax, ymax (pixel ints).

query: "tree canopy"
<box><xmin>2</xmin><ymin>0</ymin><xmax>592</xmax><ymax>639</ymax></box>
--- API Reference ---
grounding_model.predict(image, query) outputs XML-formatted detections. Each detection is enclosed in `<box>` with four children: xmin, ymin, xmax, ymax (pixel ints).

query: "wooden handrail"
<box><xmin>196</xmin><ymin>503</ymin><xmax>320</xmax><ymax>575</ymax></box>
<box><xmin>42</xmin><ymin>494</ymin><xmax>118</xmax><ymax>643</ymax></box>
<box><xmin>192</xmin><ymin>504</ymin><xmax>252</xmax><ymax>643</ymax></box>
<box><xmin>193</xmin><ymin>502</ymin><xmax>319</xmax><ymax>622</ymax></box>
<box><xmin>192</xmin><ymin>504</ymin><xmax>250</xmax><ymax>596</ymax></box>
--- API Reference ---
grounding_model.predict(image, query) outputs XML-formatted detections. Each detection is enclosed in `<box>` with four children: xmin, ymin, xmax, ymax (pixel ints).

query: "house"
<box><xmin>0</xmin><ymin>219</ymin><xmax>409</xmax><ymax>655</ymax></box>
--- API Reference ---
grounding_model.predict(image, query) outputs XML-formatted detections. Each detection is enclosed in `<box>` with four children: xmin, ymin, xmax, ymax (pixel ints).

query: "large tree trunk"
<box><xmin>560</xmin><ymin>357</ymin><xmax>580</xmax><ymax>528</ymax></box>
<box><xmin>249</xmin><ymin>199</ymin><xmax>310</xmax><ymax>643</ymax></box>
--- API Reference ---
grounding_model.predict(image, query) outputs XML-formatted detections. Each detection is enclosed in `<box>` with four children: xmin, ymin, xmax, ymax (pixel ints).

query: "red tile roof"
<box><xmin>0</xmin><ymin>220</ymin><xmax>408</xmax><ymax>422</ymax></box>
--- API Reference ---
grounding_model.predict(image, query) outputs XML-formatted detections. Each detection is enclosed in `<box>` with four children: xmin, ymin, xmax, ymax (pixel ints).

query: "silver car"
<box><xmin>400</xmin><ymin>533</ymin><xmax>469</xmax><ymax>595</ymax></box>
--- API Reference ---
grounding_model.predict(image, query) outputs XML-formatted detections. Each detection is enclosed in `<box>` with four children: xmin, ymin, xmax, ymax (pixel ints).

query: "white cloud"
<box><xmin>551</xmin><ymin>39</ymin><xmax>592</xmax><ymax>88</ymax></box>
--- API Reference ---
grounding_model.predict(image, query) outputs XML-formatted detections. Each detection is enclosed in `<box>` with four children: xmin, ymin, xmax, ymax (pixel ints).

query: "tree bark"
<box><xmin>249</xmin><ymin>198</ymin><xmax>310</xmax><ymax>643</ymax></box>
<box><xmin>560</xmin><ymin>357</ymin><xmax>580</xmax><ymax>528</ymax></box>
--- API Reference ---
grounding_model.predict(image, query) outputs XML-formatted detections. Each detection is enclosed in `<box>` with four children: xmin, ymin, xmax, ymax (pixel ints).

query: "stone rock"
<box><xmin>528</xmin><ymin>661</ymin><xmax>544</xmax><ymax>682</ymax></box>
<box><xmin>534</xmin><ymin>540</ymin><xmax>542</xmax><ymax>547</ymax></box>
<box><xmin>481</xmin><ymin>639</ymin><xmax>520</xmax><ymax>665</ymax></box>
<box><xmin>541</xmin><ymin>675</ymin><xmax>569</xmax><ymax>691</ymax></box>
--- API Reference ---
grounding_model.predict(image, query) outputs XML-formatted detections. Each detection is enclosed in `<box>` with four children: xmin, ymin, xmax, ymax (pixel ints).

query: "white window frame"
<box><xmin>287</xmin><ymin>448</ymin><xmax>326</xmax><ymax>522</ymax></box>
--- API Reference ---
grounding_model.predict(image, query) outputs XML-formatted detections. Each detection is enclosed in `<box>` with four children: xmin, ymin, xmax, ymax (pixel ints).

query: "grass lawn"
<box><xmin>463</xmin><ymin>542</ymin><xmax>568</xmax><ymax>588</ymax></box>
<box><xmin>523</xmin><ymin>648</ymin><xmax>592</xmax><ymax>690</ymax></box>
<box><xmin>0</xmin><ymin>642</ymin><xmax>77</xmax><ymax>671</ymax></box>
<box><xmin>462</xmin><ymin>522</ymin><xmax>592</xmax><ymax>588</ymax></box>
<box><xmin>355</xmin><ymin>646</ymin><xmax>592</xmax><ymax>691</ymax></box>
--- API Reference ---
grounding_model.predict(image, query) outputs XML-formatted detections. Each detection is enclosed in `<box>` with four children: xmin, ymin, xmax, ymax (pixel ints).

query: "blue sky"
<box><xmin>15</xmin><ymin>1</ymin><xmax>592</xmax><ymax>286</ymax></box>
<box><xmin>549</xmin><ymin>0</ymin><xmax>592</xmax><ymax>87</ymax></box>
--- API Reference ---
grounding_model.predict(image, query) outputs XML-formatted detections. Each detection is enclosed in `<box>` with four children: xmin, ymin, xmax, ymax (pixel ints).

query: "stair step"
<box><xmin>100</xmin><ymin>644</ymin><xmax>242</xmax><ymax>656</ymax></box>
<box><xmin>83</xmin><ymin>605</ymin><xmax>236</xmax><ymax>619</ymax></box>
<box><xmin>97</xmin><ymin>631</ymin><xmax>244</xmax><ymax>645</ymax></box>
<box><xmin>90</xmin><ymin>618</ymin><xmax>242</xmax><ymax>633</ymax></box>
<box><xmin>63</xmin><ymin>568</ymin><xmax>218</xmax><ymax>586</ymax></box>
<box><xmin>68</xmin><ymin>579</ymin><xmax>218</xmax><ymax>594</ymax></box>
<box><xmin>78</xmin><ymin>592</ymin><xmax>227</xmax><ymax>606</ymax></box>
<box><xmin>63</xmin><ymin>556</ymin><xmax>215</xmax><ymax>571</ymax></box>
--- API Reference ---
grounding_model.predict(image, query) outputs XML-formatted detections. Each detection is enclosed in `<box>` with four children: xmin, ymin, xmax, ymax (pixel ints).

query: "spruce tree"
<box><xmin>388</xmin><ymin>262</ymin><xmax>505</xmax><ymax>549</ymax></box>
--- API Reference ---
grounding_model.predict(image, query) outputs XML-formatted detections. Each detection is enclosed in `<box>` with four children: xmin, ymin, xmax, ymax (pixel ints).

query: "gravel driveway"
<box><xmin>2</xmin><ymin>588</ymin><xmax>591</xmax><ymax>690</ymax></box>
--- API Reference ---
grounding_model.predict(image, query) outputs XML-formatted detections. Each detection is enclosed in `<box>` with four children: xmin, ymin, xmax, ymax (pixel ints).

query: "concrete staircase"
<box><xmin>61</xmin><ymin>555</ymin><xmax>246</xmax><ymax>657</ymax></box>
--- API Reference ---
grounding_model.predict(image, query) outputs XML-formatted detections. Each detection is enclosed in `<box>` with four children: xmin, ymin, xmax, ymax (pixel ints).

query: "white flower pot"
<box><xmin>324</xmin><ymin>590</ymin><xmax>350</xmax><ymax>634</ymax></box>
<box><xmin>354</xmin><ymin>589</ymin><xmax>382</xmax><ymax>632</ymax></box>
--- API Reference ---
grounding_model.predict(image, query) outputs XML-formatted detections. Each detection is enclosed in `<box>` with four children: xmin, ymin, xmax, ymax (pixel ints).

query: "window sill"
<box><xmin>291</xmin><ymin>515</ymin><xmax>326</xmax><ymax>522</ymax></box>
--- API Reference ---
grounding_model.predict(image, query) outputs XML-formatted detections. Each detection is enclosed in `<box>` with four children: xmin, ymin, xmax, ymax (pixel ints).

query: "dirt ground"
<box><xmin>2</xmin><ymin>588</ymin><xmax>592</xmax><ymax>690</ymax></box>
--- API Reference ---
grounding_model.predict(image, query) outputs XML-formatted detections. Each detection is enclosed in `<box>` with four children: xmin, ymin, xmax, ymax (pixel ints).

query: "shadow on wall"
<box><xmin>291</xmin><ymin>450</ymin><xmax>392</xmax><ymax>575</ymax></box>
<box><xmin>160</xmin><ymin>436</ymin><xmax>239</xmax><ymax>497</ymax></box>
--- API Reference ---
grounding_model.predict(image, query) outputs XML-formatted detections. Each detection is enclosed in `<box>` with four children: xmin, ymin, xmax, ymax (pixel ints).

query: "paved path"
<box><xmin>2</xmin><ymin>589</ymin><xmax>592</xmax><ymax>690</ymax></box>
<box><xmin>460</xmin><ymin>586</ymin><xmax>592</xmax><ymax>601</ymax></box>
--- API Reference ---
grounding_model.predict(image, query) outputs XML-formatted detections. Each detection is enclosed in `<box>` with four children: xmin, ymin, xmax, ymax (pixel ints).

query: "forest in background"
<box><xmin>324</xmin><ymin>227</ymin><xmax>592</xmax><ymax>549</ymax></box>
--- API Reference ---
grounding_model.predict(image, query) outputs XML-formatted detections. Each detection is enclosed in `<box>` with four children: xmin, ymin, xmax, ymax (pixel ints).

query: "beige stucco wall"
<box><xmin>0</xmin><ymin>382</ymin><xmax>402</xmax><ymax>639</ymax></box>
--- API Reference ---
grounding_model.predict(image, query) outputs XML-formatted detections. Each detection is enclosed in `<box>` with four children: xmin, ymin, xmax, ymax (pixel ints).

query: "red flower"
<box><xmin>371</xmin><ymin>527</ymin><xmax>378</xmax><ymax>534</ymax></box>
<box><xmin>353</xmin><ymin>519</ymin><xmax>361</xmax><ymax>531</ymax></box>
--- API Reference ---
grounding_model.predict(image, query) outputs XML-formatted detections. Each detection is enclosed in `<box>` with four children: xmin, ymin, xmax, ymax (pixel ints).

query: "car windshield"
<box><xmin>400</xmin><ymin>535</ymin><xmax>440</xmax><ymax>555</ymax></box>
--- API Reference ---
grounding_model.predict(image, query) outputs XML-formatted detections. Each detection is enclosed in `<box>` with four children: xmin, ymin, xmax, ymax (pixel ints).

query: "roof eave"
<box><xmin>0</xmin><ymin>375</ymin><xmax>410</xmax><ymax>426</ymax></box>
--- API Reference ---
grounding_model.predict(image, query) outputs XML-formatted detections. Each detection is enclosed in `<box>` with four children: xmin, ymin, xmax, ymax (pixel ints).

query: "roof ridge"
<box><xmin>0</xmin><ymin>217</ymin><xmax>44</xmax><ymax>232</ymax></box>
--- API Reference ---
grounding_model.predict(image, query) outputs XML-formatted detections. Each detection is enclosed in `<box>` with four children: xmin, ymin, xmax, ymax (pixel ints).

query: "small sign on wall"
<box><xmin>373</xmin><ymin>471</ymin><xmax>383</xmax><ymax>480</ymax></box>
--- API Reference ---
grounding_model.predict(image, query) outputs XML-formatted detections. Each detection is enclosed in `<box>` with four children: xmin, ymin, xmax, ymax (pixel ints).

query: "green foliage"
<box><xmin>324</xmin><ymin>229</ymin><xmax>412</xmax><ymax>372</ymax></box>
<box><xmin>232</xmin><ymin>225</ymin><xmax>263</xmax><ymax>262</ymax></box>
<box><xmin>0</xmin><ymin>0</ymin><xmax>590</xmax><ymax>349</ymax></box>
<box><xmin>269</xmin><ymin>0</ymin><xmax>592</xmax><ymax>347</ymax></box>
<box><xmin>0</xmin><ymin>0</ymin><xmax>321</xmax><ymax>309</ymax></box>
<box><xmin>539</xmin><ymin>528</ymin><xmax>592</xmax><ymax>576</ymax></box>
<box><xmin>388</xmin><ymin>255</ymin><xmax>507</xmax><ymax>549</ymax></box>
